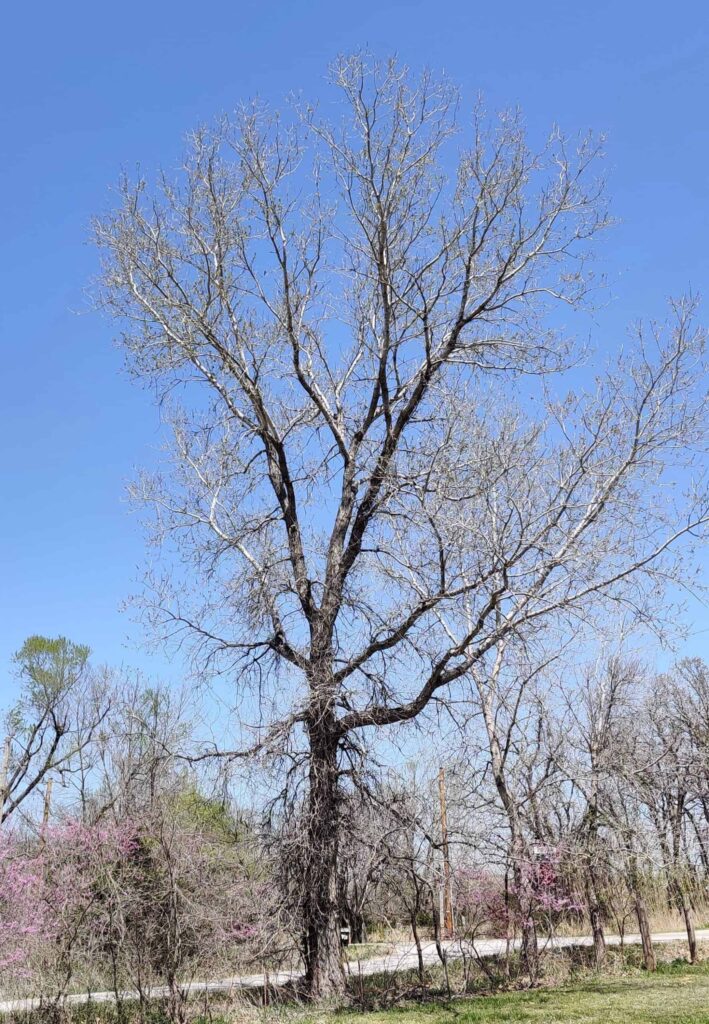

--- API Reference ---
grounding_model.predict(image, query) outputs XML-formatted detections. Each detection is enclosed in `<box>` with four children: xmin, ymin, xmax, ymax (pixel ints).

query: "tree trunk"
<box><xmin>585</xmin><ymin>870</ymin><xmax>606</xmax><ymax>968</ymax></box>
<box><xmin>485</xmin><ymin>719</ymin><xmax>539</xmax><ymax>983</ymax></box>
<box><xmin>337</xmin><ymin>873</ymin><xmax>367</xmax><ymax>945</ymax></box>
<box><xmin>682</xmin><ymin>899</ymin><xmax>698</xmax><ymax>964</ymax></box>
<box><xmin>410</xmin><ymin>908</ymin><xmax>425</xmax><ymax>986</ymax></box>
<box><xmin>431</xmin><ymin>894</ymin><xmax>451</xmax><ymax>999</ymax></box>
<box><xmin>585</xmin><ymin>802</ymin><xmax>606</xmax><ymax>968</ymax></box>
<box><xmin>510</xmin><ymin>838</ymin><xmax>539</xmax><ymax>983</ymax></box>
<box><xmin>634</xmin><ymin>894</ymin><xmax>656</xmax><ymax>972</ymax></box>
<box><xmin>347</xmin><ymin>908</ymin><xmax>366</xmax><ymax>945</ymax></box>
<box><xmin>589</xmin><ymin>900</ymin><xmax>606</xmax><ymax>969</ymax></box>
<box><xmin>302</xmin><ymin>718</ymin><xmax>345</xmax><ymax>1000</ymax></box>
<box><xmin>625</xmin><ymin>846</ymin><xmax>655</xmax><ymax>972</ymax></box>
<box><xmin>676</xmin><ymin>884</ymin><xmax>697</xmax><ymax>964</ymax></box>
<box><xmin>686</xmin><ymin>808</ymin><xmax>709</xmax><ymax>874</ymax></box>
<box><xmin>481</xmin><ymin>683</ymin><xmax>540</xmax><ymax>985</ymax></box>
<box><xmin>520</xmin><ymin>914</ymin><xmax>540</xmax><ymax>984</ymax></box>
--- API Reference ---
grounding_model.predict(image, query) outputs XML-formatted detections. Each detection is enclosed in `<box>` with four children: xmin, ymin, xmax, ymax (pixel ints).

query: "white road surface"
<box><xmin>1</xmin><ymin>928</ymin><xmax>707</xmax><ymax>1015</ymax></box>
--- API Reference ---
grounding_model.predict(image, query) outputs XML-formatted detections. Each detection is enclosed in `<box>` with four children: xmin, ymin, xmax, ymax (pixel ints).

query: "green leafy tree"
<box><xmin>1</xmin><ymin>636</ymin><xmax>108</xmax><ymax>824</ymax></box>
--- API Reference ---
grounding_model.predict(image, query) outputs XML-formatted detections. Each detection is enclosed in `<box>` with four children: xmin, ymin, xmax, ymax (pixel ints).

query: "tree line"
<box><xmin>2</xmin><ymin>636</ymin><xmax>709</xmax><ymax>1018</ymax></box>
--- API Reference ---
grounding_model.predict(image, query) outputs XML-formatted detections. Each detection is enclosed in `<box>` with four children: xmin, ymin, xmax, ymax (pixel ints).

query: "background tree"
<box><xmin>632</xmin><ymin>675</ymin><xmax>698</xmax><ymax>962</ymax></box>
<box><xmin>559</xmin><ymin>655</ymin><xmax>636</xmax><ymax>967</ymax></box>
<box><xmin>1</xmin><ymin>636</ymin><xmax>109</xmax><ymax>825</ymax></box>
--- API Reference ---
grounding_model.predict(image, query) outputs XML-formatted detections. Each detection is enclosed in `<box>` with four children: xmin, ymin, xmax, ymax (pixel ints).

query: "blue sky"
<box><xmin>1</xmin><ymin>0</ymin><xmax>708</xmax><ymax>701</ymax></box>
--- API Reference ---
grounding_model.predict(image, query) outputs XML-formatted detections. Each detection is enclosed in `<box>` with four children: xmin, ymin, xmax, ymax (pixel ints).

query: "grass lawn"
<box><xmin>10</xmin><ymin>949</ymin><xmax>709</xmax><ymax>1023</ymax></box>
<box><xmin>321</xmin><ymin>962</ymin><xmax>709</xmax><ymax>1023</ymax></box>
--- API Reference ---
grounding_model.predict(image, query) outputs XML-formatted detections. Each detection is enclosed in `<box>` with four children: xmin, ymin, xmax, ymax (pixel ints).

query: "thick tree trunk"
<box><xmin>510</xmin><ymin>838</ymin><xmax>539</xmax><ymax>983</ymax></box>
<box><xmin>585</xmin><ymin>868</ymin><xmax>606</xmax><ymax>968</ymax></box>
<box><xmin>585</xmin><ymin>802</ymin><xmax>606</xmax><ymax>968</ymax></box>
<box><xmin>589</xmin><ymin>900</ymin><xmax>606</xmax><ymax>968</ymax></box>
<box><xmin>302</xmin><ymin>717</ymin><xmax>346</xmax><ymax>1000</ymax></box>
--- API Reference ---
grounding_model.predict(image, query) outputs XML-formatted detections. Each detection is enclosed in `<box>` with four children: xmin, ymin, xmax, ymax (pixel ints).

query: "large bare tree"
<box><xmin>95</xmin><ymin>55</ymin><xmax>708</xmax><ymax>996</ymax></box>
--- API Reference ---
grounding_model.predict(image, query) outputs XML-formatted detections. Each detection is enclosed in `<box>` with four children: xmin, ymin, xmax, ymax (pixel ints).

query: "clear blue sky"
<box><xmin>1</xmin><ymin>0</ymin><xmax>708</xmax><ymax>698</ymax></box>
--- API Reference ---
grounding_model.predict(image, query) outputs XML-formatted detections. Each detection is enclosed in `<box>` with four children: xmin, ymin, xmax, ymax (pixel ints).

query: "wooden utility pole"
<box><xmin>41</xmin><ymin>777</ymin><xmax>53</xmax><ymax>839</ymax></box>
<box><xmin>0</xmin><ymin>737</ymin><xmax>11</xmax><ymax>823</ymax></box>
<box><xmin>438</xmin><ymin>766</ymin><xmax>454</xmax><ymax>935</ymax></box>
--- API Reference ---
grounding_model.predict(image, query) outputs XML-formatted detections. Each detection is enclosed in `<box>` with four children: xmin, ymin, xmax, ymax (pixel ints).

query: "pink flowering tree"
<box><xmin>453</xmin><ymin>848</ymin><xmax>584</xmax><ymax>986</ymax></box>
<box><xmin>0</xmin><ymin>831</ymin><xmax>46</xmax><ymax>984</ymax></box>
<box><xmin>512</xmin><ymin>845</ymin><xmax>585</xmax><ymax>925</ymax></box>
<box><xmin>455</xmin><ymin>866</ymin><xmax>509</xmax><ymax>940</ymax></box>
<box><xmin>453</xmin><ymin>866</ymin><xmax>510</xmax><ymax>985</ymax></box>
<box><xmin>0</xmin><ymin>821</ymin><xmax>137</xmax><ymax>1002</ymax></box>
<box><xmin>37</xmin><ymin>821</ymin><xmax>138</xmax><ymax>1003</ymax></box>
<box><xmin>0</xmin><ymin>802</ymin><xmax>275</xmax><ymax>1020</ymax></box>
<box><xmin>106</xmin><ymin>802</ymin><xmax>278</xmax><ymax>1024</ymax></box>
<box><xmin>510</xmin><ymin>844</ymin><xmax>585</xmax><ymax>982</ymax></box>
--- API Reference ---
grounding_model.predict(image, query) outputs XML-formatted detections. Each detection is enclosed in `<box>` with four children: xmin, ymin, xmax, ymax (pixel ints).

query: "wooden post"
<box><xmin>438</xmin><ymin>767</ymin><xmax>454</xmax><ymax>936</ymax></box>
<box><xmin>41</xmin><ymin>777</ymin><xmax>53</xmax><ymax>842</ymax></box>
<box><xmin>0</xmin><ymin>737</ymin><xmax>11</xmax><ymax>823</ymax></box>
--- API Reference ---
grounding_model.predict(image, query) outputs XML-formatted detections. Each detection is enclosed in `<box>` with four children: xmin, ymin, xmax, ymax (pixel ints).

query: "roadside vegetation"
<box><xmin>3</xmin><ymin>632</ymin><xmax>709</xmax><ymax>1022</ymax></box>
<box><xmin>6</xmin><ymin>945</ymin><xmax>709</xmax><ymax>1023</ymax></box>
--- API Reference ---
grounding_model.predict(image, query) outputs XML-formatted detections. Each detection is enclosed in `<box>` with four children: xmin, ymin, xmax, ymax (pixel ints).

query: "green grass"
<box><xmin>324</xmin><ymin>961</ymin><xmax>709</xmax><ymax>1024</ymax></box>
<box><xmin>10</xmin><ymin>951</ymin><xmax>709</xmax><ymax>1023</ymax></box>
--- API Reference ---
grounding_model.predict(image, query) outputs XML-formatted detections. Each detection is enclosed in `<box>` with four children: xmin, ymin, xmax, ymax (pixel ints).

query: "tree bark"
<box><xmin>347</xmin><ymin>908</ymin><xmax>366</xmax><ymax>945</ymax></box>
<box><xmin>585</xmin><ymin>799</ymin><xmax>606</xmax><ymax>968</ymax></box>
<box><xmin>589</xmin><ymin>899</ymin><xmax>606</xmax><ymax>968</ymax></box>
<box><xmin>410</xmin><ymin>908</ymin><xmax>425</xmax><ymax>986</ymax></box>
<box><xmin>302</xmin><ymin>715</ymin><xmax>345</xmax><ymax>999</ymax></box>
<box><xmin>431</xmin><ymin>894</ymin><xmax>451</xmax><ymax>999</ymax></box>
<box><xmin>586</xmin><ymin>872</ymin><xmax>606</xmax><ymax>968</ymax></box>
<box><xmin>479</xmin><ymin>673</ymin><xmax>540</xmax><ymax>982</ymax></box>
<box><xmin>624</xmin><ymin>845</ymin><xmax>656</xmax><ymax>972</ymax></box>
<box><xmin>519</xmin><ymin>908</ymin><xmax>540</xmax><ymax>984</ymax></box>
<box><xmin>676</xmin><ymin>884</ymin><xmax>697</xmax><ymax>964</ymax></box>
<box><xmin>634</xmin><ymin>894</ymin><xmax>656</xmax><ymax>972</ymax></box>
<box><xmin>509</xmin><ymin>836</ymin><xmax>540</xmax><ymax>983</ymax></box>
